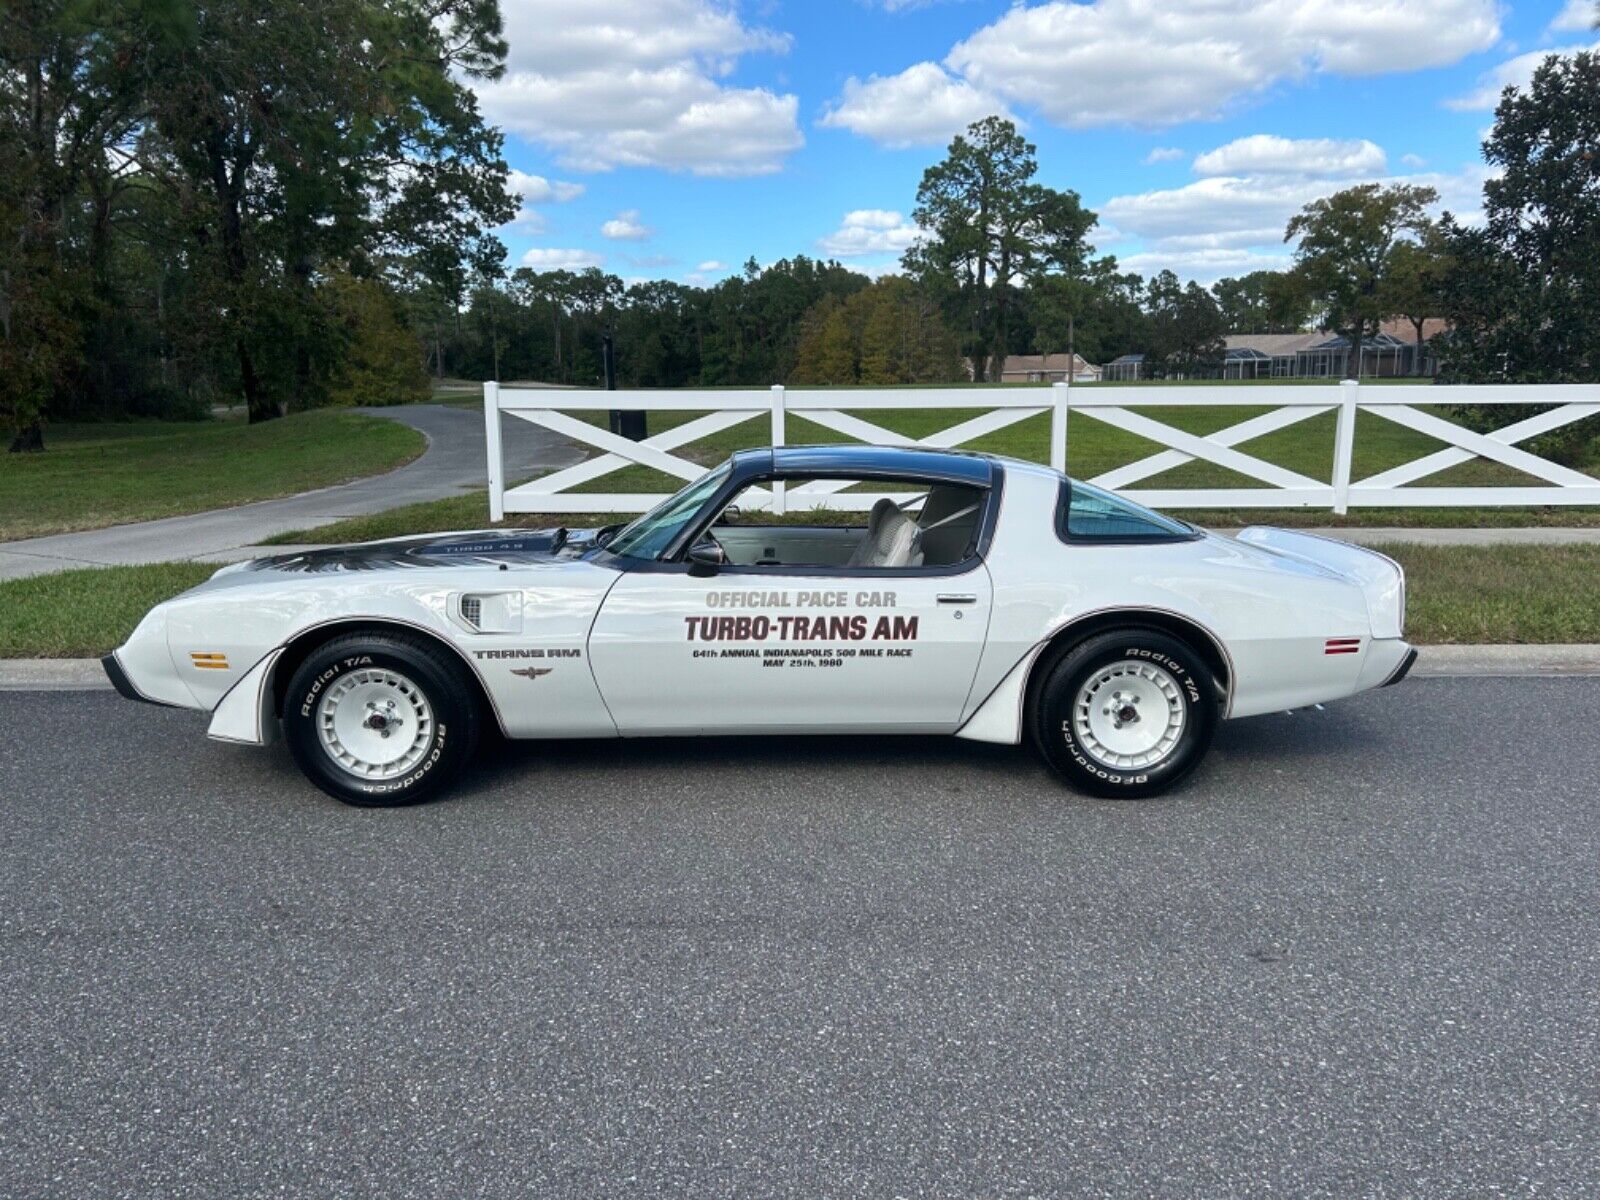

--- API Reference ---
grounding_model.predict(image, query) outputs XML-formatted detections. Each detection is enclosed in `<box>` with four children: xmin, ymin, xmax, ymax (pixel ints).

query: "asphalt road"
<box><xmin>2</xmin><ymin>679</ymin><xmax>1597</xmax><ymax>1198</ymax></box>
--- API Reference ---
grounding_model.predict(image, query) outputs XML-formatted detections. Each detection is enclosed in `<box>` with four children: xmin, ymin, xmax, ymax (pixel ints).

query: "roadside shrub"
<box><xmin>324</xmin><ymin>274</ymin><xmax>431</xmax><ymax>408</ymax></box>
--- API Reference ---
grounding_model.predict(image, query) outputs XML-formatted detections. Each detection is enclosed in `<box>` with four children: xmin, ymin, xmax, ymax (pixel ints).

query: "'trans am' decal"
<box><xmin>684</xmin><ymin>614</ymin><xmax>919</xmax><ymax>642</ymax></box>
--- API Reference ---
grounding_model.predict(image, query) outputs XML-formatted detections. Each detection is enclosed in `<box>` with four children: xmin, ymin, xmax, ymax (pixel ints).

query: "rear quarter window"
<box><xmin>1057</xmin><ymin>480</ymin><xmax>1196</xmax><ymax>543</ymax></box>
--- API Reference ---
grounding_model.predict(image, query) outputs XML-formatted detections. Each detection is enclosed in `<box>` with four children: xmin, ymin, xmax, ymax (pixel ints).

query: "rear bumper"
<box><xmin>1382</xmin><ymin>646</ymin><xmax>1419</xmax><ymax>688</ymax></box>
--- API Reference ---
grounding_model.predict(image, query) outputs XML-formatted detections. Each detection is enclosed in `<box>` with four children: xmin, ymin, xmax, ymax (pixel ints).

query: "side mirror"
<box><xmin>716</xmin><ymin>504</ymin><xmax>741</xmax><ymax>526</ymax></box>
<box><xmin>686</xmin><ymin>542</ymin><xmax>725</xmax><ymax>576</ymax></box>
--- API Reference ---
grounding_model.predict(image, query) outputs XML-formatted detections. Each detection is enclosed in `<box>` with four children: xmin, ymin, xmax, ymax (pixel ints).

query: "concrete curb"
<box><xmin>0</xmin><ymin>659</ymin><xmax>115</xmax><ymax>690</ymax></box>
<box><xmin>7</xmin><ymin>645</ymin><xmax>1600</xmax><ymax>692</ymax></box>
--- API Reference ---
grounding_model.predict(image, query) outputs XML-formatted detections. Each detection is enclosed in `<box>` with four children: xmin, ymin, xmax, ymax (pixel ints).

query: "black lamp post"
<box><xmin>604</xmin><ymin>324</ymin><xmax>646</xmax><ymax>440</ymax></box>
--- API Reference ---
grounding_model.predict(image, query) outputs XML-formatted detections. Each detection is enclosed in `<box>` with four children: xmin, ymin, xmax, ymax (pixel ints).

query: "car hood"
<box><xmin>228</xmin><ymin>527</ymin><xmax>606</xmax><ymax>576</ymax></box>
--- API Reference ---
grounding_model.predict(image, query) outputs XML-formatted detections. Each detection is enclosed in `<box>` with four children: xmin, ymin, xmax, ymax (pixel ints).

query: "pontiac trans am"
<box><xmin>105</xmin><ymin>445</ymin><xmax>1416</xmax><ymax>806</ymax></box>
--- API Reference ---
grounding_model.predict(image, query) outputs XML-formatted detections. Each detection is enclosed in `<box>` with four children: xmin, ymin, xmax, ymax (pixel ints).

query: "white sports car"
<box><xmin>106</xmin><ymin>445</ymin><xmax>1415</xmax><ymax>806</ymax></box>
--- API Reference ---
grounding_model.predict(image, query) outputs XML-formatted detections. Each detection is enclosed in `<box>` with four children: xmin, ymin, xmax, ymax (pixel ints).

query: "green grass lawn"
<box><xmin>1388</xmin><ymin>543</ymin><xmax>1600</xmax><ymax>644</ymax></box>
<box><xmin>0</xmin><ymin>409</ymin><xmax>425</xmax><ymax>541</ymax></box>
<box><xmin>4</xmin><ymin>544</ymin><xmax>1595</xmax><ymax>658</ymax></box>
<box><xmin>0</xmin><ymin>563</ymin><xmax>217</xmax><ymax>658</ymax></box>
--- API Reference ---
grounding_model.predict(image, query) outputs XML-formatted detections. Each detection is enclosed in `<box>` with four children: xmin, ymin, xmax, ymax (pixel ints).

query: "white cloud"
<box><xmin>1445</xmin><ymin>41</ymin><xmax>1600</xmax><ymax>110</ymax></box>
<box><xmin>477</xmin><ymin>0</ymin><xmax>802</xmax><ymax>176</ymax></box>
<box><xmin>505</xmin><ymin>209</ymin><xmax>547</xmax><ymax>234</ymax></box>
<box><xmin>1116</xmin><ymin>248</ymin><xmax>1295</xmax><ymax>283</ymax></box>
<box><xmin>696</xmin><ymin>260</ymin><xmax>727</xmax><ymax>272</ymax></box>
<box><xmin>1550</xmin><ymin>1</ymin><xmax>1596</xmax><ymax>33</ymax></box>
<box><xmin>1102</xmin><ymin>160</ymin><xmax>1491</xmax><ymax>282</ymax></box>
<box><xmin>501</xmin><ymin>168</ymin><xmax>583</xmax><ymax>232</ymax></box>
<box><xmin>1193</xmin><ymin>134</ymin><xmax>1385</xmax><ymax>178</ymax></box>
<box><xmin>520</xmin><ymin>247</ymin><xmax>606</xmax><ymax>270</ymax></box>
<box><xmin>1104</xmin><ymin>175</ymin><xmax>1338</xmax><ymax>247</ymax></box>
<box><xmin>818</xmin><ymin>62</ymin><xmax>1012</xmax><ymax>148</ymax></box>
<box><xmin>601</xmin><ymin>210</ymin><xmax>653</xmax><ymax>241</ymax></box>
<box><xmin>1143</xmin><ymin>147</ymin><xmax>1187</xmax><ymax>164</ymax></box>
<box><xmin>817</xmin><ymin>209</ymin><xmax>923</xmax><ymax>257</ymax></box>
<box><xmin>506</xmin><ymin>169</ymin><xmax>585</xmax><ymax>204</ymax></box>
<box><xmin>1401</xmin><ymin>152</ymin><xmax>1428</xmax><ymax>168</ymax></box>
<box><xmin>831</xmin><ymin>0</ymin><xmax>1500</xmax><ymax>134</ymax></box>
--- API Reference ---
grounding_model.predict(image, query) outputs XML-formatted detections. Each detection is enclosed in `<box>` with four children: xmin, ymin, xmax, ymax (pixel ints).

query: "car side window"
<box><xmin>708</xmin><ymin>477</ymin><xmax>986</xmax><ymax>571</ymax></box>
<box><xmin>1058</xmin><ymin>480</ymin><xmax>1194</xmax><ymax>542</ymax></box>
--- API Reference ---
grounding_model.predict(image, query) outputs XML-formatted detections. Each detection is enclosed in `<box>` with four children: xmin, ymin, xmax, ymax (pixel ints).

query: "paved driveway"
<box><xmin>0</xmin><ymin>406</ymin><xmax>585</xmax><ymax>581</ymax></box>
<box><xmin>1</xmin><ymin>678</ymin><xmax>1597</xmax><ymax>1197</ymax></box>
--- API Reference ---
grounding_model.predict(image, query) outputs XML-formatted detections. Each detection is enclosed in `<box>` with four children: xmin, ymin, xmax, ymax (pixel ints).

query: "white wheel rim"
<box><xmin>1072</xmin><ymin>661</ymin><xmax>1186</xmax><ymax>771</ymax></box>
<box><xmin>316</xmin><ymin>668</ymin><xmax>435</xmax><ymax>780</ymax></box>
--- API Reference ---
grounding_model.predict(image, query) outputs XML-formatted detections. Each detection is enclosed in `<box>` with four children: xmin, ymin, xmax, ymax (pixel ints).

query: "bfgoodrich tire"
<box><xmin>1032</xmin><ymin>629</ymin><xmax>1218</xmax><ymax>798</ymax></box>
<box><xmin>282</xmin><ymin>632</ymin><xmax>481</xmax><ymax>807</ymax></box>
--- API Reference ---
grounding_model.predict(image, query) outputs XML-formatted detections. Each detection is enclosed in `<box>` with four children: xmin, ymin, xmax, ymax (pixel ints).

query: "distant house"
<box><xmin>1103</xmin><ymin>353</ymin><xmax>1145</xmax><ymax>382</ymax></box>
<box><xmin>1220</xmin><ymin>333</ymin><xmax>1326</xmax><ymax>379</ymax></box>
<box><xmin>991</xmin><ymin>352</ymin><xmax>1103</xmax><ymax>383</ymax></box>
<box><xmin>1221</xmin><ymin>320</ymin><xmax>1445</xmax><ymax>379</ymax></box>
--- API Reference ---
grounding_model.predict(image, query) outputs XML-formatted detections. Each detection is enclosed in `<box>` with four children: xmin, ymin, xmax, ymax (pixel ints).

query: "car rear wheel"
<box><xmin>282</xmin><ymin>631</ymin><xmax>480</xmax><ymax>807</ymax></box>
<box><xmin>1032</xmin><ymin>629</ymin><xmax>1218</xmax><ymax>798</ymax></box>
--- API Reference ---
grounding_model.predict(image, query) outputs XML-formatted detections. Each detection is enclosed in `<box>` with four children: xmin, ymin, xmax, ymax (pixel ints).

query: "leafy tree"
<box><xmin>0</xmin><ymin>0</ymin><xmax>178</xmax><ymax>449</ymax></box>
<box><xmin>1285</xmin><ymin>183</ymin><xmax>1438</xmax><ymax>377</ymax></box>
<box><xmin>905</xmin><ymin>116</ymin><xmax>1096</xmax><ymax>381</ymax></box>
<box><xmin>790</xmin><ymin>296</ymin><xmax>856</xmax><ymax>384</ymax></box>
<box><xmin>1030</xmin><ymin>258</ymin><xmax>1134</xmax><ymax>377</ymax></box>
<box><xmin>323</xmin><ymin>271</ymin><xmax>430</xmax><ymax>407</ymax></box>
<box><xmin>1435</xmin><ymin>50</ymin><xmax>1600</xmax><ymax>465</ymax></box>
<box><xmin>790</xmin><ymin>278</ymin><xmax>961</xmax><ymax>386</ymax></box>
<box><xmin>1382</xmin><ymin>231</ymin><xmax>1451</xmax><ymax>375</ymax></box>
<box><xmin>144</xmin><ymin>0</ymin><xmax>513</xmax><ymax>421</ymax></box>
<box><xmin>1211</xmin><ymin>270</ymin><xmax>1311</xmax><ymax>334</ymax></box>
<box><xmin>1439</xmin><ymin>51</ymin><xmax>1600</xmax><ymax>383</ymax></box>
<box><xmin>1143</xmin><ymin>271</ymin><xmax>1225</xmax><ymax>378</ymax></box>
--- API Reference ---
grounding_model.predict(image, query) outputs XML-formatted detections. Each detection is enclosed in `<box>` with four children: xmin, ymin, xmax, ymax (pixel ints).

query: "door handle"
<box><xmin>937</xmin><ymin>593</ymin><xmax>978</xmax><ymax>604</ymax></box>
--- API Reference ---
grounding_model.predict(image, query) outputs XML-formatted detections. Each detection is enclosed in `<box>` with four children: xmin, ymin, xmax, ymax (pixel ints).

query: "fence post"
<box><xmin>484</xmin><ymin>380</ymin><xmax>505</xmax><ymax>523</ymax></box>
<box><xmin>1332</xmin><ymin>378</ymin><xmax>1359</xmax><ymax>515</ymax></box>
<box><xmin>1050</xmin><ymin>381</ymin><xmax>1070</xmax><ymax>474</ymax></box>
<box><xmin>770</xmin><ymin>384</ymin><xmax>786</xmax><ymax>515</ymax></box>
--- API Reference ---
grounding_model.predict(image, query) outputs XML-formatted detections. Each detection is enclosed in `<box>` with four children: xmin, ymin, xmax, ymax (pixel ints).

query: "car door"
<box><xmin>588</xmin><ymin>563</ymin><xmax>993</xmax><ymax>735</ymax></box>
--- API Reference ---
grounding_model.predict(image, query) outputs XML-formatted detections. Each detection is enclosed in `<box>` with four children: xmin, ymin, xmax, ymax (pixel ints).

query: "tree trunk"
<box><xmin>1411</xmin><ymin>317</ymin><xmax>1425</xmax><ymax>376</ymax></box>
<box><xmin>1067</xmin><ymin>312</ymin><xmax>1076</xmax><ymax>384</ymax></box>
<box><xmin>240</xmin><ymin>340</ymin><xmax>279</xmax><ymax>423</ymax></box>
<box><xmin>9</xmin><ymin>422</ymin><xmax>45</xmax><ymax>452</ymax></box>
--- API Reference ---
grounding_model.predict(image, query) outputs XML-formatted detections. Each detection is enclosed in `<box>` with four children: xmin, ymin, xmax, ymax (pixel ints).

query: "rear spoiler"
<box><xmin>1235</xmin><ymin>527</ymin><xmax>1406</xmax><ymax>639</ymax></box>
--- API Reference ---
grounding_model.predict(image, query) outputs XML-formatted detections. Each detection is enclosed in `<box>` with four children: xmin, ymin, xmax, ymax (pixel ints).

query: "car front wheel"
<box><xmin>281</xmin><ymin>631</ymin><xmax>480</xmax><ymax>807</ymax></box>
<box><xmin>1033</xmin><ymin>629</ymin><xmax>1218</xmax><ymax>798</ymax></box>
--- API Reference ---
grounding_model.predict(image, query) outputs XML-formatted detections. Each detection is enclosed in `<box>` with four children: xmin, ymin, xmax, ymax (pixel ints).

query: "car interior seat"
<box><xmin>847</xmin><ymin>497</ymin><xmax>920</xmax><ymax>568</ymax></box>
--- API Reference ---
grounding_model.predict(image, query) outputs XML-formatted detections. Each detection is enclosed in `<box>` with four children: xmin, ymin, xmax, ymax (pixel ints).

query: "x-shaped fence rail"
<box><xmin>483</xmin><ymin>381</ymin><xmax>1600</xmax><ymax>519</ymax></box>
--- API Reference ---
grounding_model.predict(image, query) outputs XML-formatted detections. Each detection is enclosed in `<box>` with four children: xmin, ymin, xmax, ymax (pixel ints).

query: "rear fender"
<box><xmin>1235</xmin><ymin>527</ymin><xmax>1405</xmax><ymax>638</ymax></box>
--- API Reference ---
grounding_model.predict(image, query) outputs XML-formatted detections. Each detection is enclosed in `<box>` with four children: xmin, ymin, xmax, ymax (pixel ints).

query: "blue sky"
<box><xmin>476</xmin><ymin>1</ymin><xmax>1598</xmax><ymax>286</ymax></box>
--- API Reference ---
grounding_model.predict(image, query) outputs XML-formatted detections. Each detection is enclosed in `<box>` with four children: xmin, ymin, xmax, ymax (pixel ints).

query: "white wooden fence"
<box><xmin>483</xmin><ymin>380</ymin><xmax>1600</xmax><ymax>519</ymax></box>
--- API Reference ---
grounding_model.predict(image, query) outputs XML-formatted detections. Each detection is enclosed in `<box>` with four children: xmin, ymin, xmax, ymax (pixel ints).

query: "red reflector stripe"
<box><xmin>1325</xmin><ymin>637</ymin><xmax>1362</xmax><ymax>656</ymax></box>
<box><xmin>1325</xmin><ymin>647</ymin><xmax>1360</xmax><ymax>655</ymax></box>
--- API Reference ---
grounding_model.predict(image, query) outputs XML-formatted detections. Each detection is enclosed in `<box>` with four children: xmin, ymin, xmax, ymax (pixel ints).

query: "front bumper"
<box><xmin>101</xmin><ymin>652</ymin><xmax>171</xmax><ymax>706</ymax></box>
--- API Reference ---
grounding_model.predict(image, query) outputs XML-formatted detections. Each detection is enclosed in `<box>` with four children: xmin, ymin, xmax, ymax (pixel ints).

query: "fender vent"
<box><xmin>456</xmin><ymin>592</ymin><xmax>522</xmax><ymax>635</ymax></box>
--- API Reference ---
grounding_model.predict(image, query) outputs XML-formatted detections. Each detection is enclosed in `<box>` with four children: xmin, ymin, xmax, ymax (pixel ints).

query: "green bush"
<box><xmin>324</xmin><ymin>273</ymin><xmax>432</xmax><ymax>408</ymax></box>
